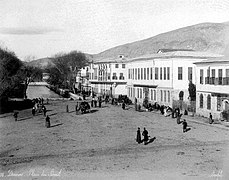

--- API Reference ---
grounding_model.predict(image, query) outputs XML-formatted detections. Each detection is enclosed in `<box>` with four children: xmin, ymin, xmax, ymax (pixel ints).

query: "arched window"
<box><xmin>207</xmin><ymin>94</ymin><xmax>211</xmax><ymax>110</ymax></box>
<box><xmin>179</xmin><ymin>91</ymin><xmax>184</xmax><ymax>101</ymax></box>
<box><xmin>199</xmin><ymin>94</ymin><xmax>203</xmax><ymax>108</ymax></box>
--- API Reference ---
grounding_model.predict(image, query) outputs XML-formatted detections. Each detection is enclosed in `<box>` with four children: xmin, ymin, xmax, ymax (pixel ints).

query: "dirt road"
<box><xmin>0</xmin><ymin>100</ymin><xmax>228</xmax><ymax>179</ymax></box>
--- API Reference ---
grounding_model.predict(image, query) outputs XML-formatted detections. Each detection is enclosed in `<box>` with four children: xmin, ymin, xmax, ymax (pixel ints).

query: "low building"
<box><xmin>194</xmin><ymin>57</ymin><xmax>229</xmax><ymax>120</ymax></box>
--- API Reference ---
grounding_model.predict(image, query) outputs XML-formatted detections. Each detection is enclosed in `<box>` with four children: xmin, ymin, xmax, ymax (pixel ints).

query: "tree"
<box><xmin>188</xmin><ymin>81</ymin><xmax>196</xmax><ymax>101</ymax></box>
<box><xmin>47</xmin><ymin>51</ymin><xmax>88</xmax><ymax>92</ymax></box>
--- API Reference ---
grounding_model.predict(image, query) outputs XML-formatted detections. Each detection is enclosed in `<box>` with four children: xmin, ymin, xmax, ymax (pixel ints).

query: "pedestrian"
<box><xmin>135</xmin><ymin>98</ymin><xmax>137</xmax><ymax>111</ymax></box>
<box><xmin>42</xmin><ymin>105</ymin><xmax>47</xmax><ymax>117</ymax></box>
<box><xmin>91</xmin><ymin>97</ymin><xmax>94</xmax><ymax>107</ymax></box>
<box><xmin>99</xmin><ymin>97</ymin><xmax>102</xmax><ymax>108</ymax></box>
<box><xmin>122</xmin><ymin>101</ymin><xmax>125</xmax><ymax>110</ymax></box>
<box><xmin>209</xmin><ymin>113</ymin><xmax>213</xmax><ymax>124</ymax></box>
<box><xmin>32</xmin><ymin>107</ymin><xmax>36</xmax><ymax>116</ymax></box>
<box><xmin>66</xmin><ymin>105</ymin><xmax>69</xmax><ymax>112</ymax></box>
<box><xmin>142</xmin><ymin>127</ymin><xmax>149</xmax><ymax>145</ymax></box>
<box><xmin>94</xmin><ymin>96</ymin><xmax>98</xmax><ymax>107</ymax></box>
<box><xmin>45</xmin><ymin>115</ymin><xmax>51</xmax><ymax>128</ymax></box>
<box><xmin>13</xmin><ymin>112</ymin><xmax>18</xmax><ymax>121</ymax></box>
<box><xmin>182</xmin><ymin>119</ymin><xmax>188</xmax><ymax>133</ymax></box>
<box><xmin>177</xmin><ymin>113</ymin><xmax>182</xmax><ymax>124</ymax></box>
<box><xmin>75</xmin><ymin>102</ymin><xmax>79</xmax><ymax>114</ymax></box>
<box><xmin>136</xmin><ymin>127</ymin><xmax>141</xmax><ymax>144</ymax></box>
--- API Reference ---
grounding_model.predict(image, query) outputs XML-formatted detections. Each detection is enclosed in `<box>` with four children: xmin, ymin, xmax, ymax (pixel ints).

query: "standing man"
<box><xmin>99</xmin><ymin>96</ymin><xmax>102</xmax><ymax>108</ymax></box>
<box><xmin>136</xmin><ymin>127</ymin><xmax>141</xmax><ymax>144</ymax></box>
<box><xmin>13</xmin><ymin>112</ymin><xmax>18</xmax><ymax>121</ymax></box>
<box><xmin>142</xmin><ymin>127</ymin><xmax>149</xmax><ymax>145</ymax></box>
<box><xmin>182</xmin><ymin>119</ymin><xmax>188</xmax><ymax>133</ymax></box>
<box><xmin>45</xmin><ymin>115</ymin><xmax>51</xmax><ymax>128</ymax></box>
<box><xmin>32</xmin><ymin>107</ymin><xmax>36</xmax><ymax>116</ymax></box>
<box><xmin>42</xmin><ymin>105</ymin><xmax>47</xmax><ymax>117</ymax></box>
<box><xmin>209</xmin><ymin>113</ymin><xmax>213</xmax><ymax>124</ymax></box>
<box><xmin>122</xmin><ymin>101</ymin><xmax>125</xmax><ymax>110</ymax></box>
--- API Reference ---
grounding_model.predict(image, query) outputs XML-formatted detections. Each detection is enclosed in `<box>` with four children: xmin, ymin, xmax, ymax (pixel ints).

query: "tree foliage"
<box><xmin>188</xmin><ymin>81</ymin><xmax>196</xmax><ymax>101</ymax></box>
<box><xmin>47</xmin><ymin>51</ymin><xmax>88</xmax><ymax>91</ymax></box>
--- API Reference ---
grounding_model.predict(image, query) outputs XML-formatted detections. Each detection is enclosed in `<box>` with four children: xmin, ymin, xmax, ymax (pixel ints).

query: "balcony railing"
<box><xmin>112</xmin><ymin>76</ymin><xmax>117</xmax><ymax>80</ymax></box>
<box><xmin>119</xmin><ymin>76</ymin><xmax>125</xmax><ymax>80</ymax></box>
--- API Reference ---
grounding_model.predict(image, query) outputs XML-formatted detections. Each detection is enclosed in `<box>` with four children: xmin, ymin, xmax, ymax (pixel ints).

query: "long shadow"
<box><xmin>46</xmin><ymin>110</ymin><xmax>52</xmax><ymax>112</ymax></box>
<box><xmin>50</xmin><ymin>123</ymin><xmax>63</xmax><ymax>128</ymax></box>
<box><xmin>17</xmin><ymin>117</ymin><xmax>33</xmax><ymax>121</ymax></box>
<box><xmin>145</xmin><ymin>137</ymin><xmax>156</xmax><ymax>145</ymax></box>
<box><xmin>48</xmin><ymin>113</ymin><xmax>58</xmax><ymax>117</ymax></box>
<box><xmin>184</xmin><ymin>128</ymin><xmax>191</xmax><ymax>133</ymax></box>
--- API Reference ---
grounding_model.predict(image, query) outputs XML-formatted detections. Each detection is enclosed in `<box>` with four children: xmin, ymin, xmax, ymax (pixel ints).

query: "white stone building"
<box><xmin>126</xmin><ymin>51</ymin><xmax>221</xmax><ymax>109</ymax></box>
<box><xmin>195</xmin><ymin>58</ymin><xmax>229</xmax><ymax>120</ymax></box>
<box><xmin>88</xmin><ymin>56</ymin><xmax>128</xmax><ymax>97</ymax></box>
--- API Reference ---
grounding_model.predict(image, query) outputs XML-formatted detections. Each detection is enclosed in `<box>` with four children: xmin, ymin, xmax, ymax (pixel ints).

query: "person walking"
<box><xmin>45</xmin><ymin>115</ymin><xmax>51</xmax><ymax>128</ymax></box>
<box><xmin>142</xmin><ymin>127</ymin><xmax>149</xmax><ymax>145</ymax></box>
<box><xmin>136</xmin><ymin>127</ymin><xmax>141</xmax><ymax>144</ymax></box>
<box><xmin>13</xmin><ymin>112</ymin><xmax>18</xmax><ymax>121</ymax></box>
<box><xmin>99</xmin><ymin>96</ymin><xmax>102</xmax><ymax>108</ymax></box>
<box><xmin>32</xmin><ymin>107</ymin><xmax>36</xmax><ymax>116</ymax></box>
<box><xmin>209</xmin><ymin>113</ymin><xmax>213</xmax><ymax>124</ymax></box>
<box><xmin>122</xmin><ymin>101</ymin><xmax>125</xmax><ymax>110</ymax></box>
<box><xmin>42</xmin><ymin>105</ymin><xmax>47</xmax><ymax>117</ymax></box>
<box><xmin>94</xmin><ymin>96</ymin><xmax>98</xmax><ymax>107</ymax></box>
<box><xmin>182</xmin><ymin>119</ymin><xmax>188</xmax><ymax>133</ymax></box>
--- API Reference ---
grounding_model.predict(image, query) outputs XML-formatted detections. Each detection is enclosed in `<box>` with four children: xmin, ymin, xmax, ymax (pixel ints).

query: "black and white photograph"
<box><xmin>0</xmin><ymin>0</ymin><xmax>229</xmax><ymax>179</ymax></box>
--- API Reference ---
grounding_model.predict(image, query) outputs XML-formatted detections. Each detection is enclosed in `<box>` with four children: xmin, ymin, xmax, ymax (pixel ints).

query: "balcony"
<box><xmin>119</xmin><ymin>76</ymin><xmax>125</xmax><ymax>80</ymax></box>
<box><xmin>205</xmin><ymin>77</ymin><xmax>229</xmax><ymax>85</ymax></box>
<box><xmin>112</xmin><ymin>76</ymin><xmax>117</xmax><ymax>80</ymax></box>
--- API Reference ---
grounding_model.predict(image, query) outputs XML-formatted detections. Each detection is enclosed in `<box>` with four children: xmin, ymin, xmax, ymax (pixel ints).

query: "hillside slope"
<box><xmin>93</xmin><ymin>22</ymin><xmax>229</xmax><ymax>60</ymax></box>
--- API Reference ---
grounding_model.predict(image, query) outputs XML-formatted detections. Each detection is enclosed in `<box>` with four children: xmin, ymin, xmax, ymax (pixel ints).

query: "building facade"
<box><xmin>126</xmin><ymin>51</ymin><xmax>221</xmax><ymax>109</ymax></box>
<box><xmin>88</xmin><ymin>57</ymin><xmax>127</xmax><ymax>97</ymax></box>
<box><xmin>195</xmin><ymin>58</ymin><xmax>229</xmax><ymax>120</ymax></box>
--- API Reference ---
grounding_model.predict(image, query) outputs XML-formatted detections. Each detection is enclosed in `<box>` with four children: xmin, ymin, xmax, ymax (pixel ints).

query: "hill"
<box><xmin>93</xmin><ymin>22</ymin><xmax>229</xmax><ymax>61</ymax></box>
<box><xmin>26</xmin><ymin>57</ymin><xmax>55</xmax><ymax>69</ymax></box>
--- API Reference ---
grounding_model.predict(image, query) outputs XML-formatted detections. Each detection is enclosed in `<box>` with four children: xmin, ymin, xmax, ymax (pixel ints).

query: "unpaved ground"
<box><xmin>0</xmin><ymin>100</ymin><xmax>229</xmax><ymax>179</ymax></box>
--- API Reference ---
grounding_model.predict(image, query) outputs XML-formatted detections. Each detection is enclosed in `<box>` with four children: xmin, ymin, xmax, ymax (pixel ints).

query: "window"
<box><xmin>164</xmin><ymin>90</ymin><xmax>166</xmax><ymax>102</ymax></box>
<box><xmin>128</xmin><ymin>69</ymin><xmax>130</xmax><ymax>79</ymax></box>
<box><xmin>199</xmin><ymin>94</ymin><xmax>203</xmax><ymax>108</ymax></box>
<box><xmin>200</xmin><ymin>69</ymin><xmax>203</xmax><ymax>84</ymax></box>
<box><xmin>167</xmin><ymin>67</ymin><xmax>170</xmax><ymax>80</ymax></box>
<box><xmin>112</xmin><ymin>73</ymin><xmax>117</xmax><ymax>80</ymax></box>
<box><xmin>160</xmin><ymin>67</ymin><xmax>162</xmax><ymax>80</ymax></box>
<box><xmin>217</xmin><ymin>96</ymin><xmax>221</xmax><ymax>111</ymax></box>
<box><xmin>115</xmin><ymin>64</ymin><xmax>119</xmax><ymax>68</ymax></box>
<box><xmin>155</xmin><ymin>67</ymin><xmax>159</xmax><ymax>80</ymax></box>
<box><xmin>135</xmin><ymin>68</ymin><xmax>137</xmax><ymax>80</ymax></box>
<box><xmin>147</xmin><ymin>68</ymin><xmax>149</xmax><ymax>80</ymax></box>
<box><xmin>137</xmin><ymin>88</ymin><xmax>139</xmax><ymax>98</ymax></box>
<box><xmin>168</xmin><ymin>91</ymin><xmax>170</xmax><ymax>102</ymax></box>
<box><xmin>218</xmin><ymin>69</ymin><xmax>222</xmax><ymax>85</ymax></box>
<box><xmin>154</xmin><ymin>90</ymin><xmax>156</xmax><ymax>101</ymax></box>
<box><xmin>161</xmin><ymin>90</ymin><xmax>163</xmax><ymax>102</ymax></box>
<box><xmin>119</xmin><ymin>73</ymin><xmax>124</xmax><ymax>80</ymax></box>
<box><xmin>211</xmin><ymin>69</ymin><xmax>215</xmax><ymax>84</ymax></box>
<box><xmin>141</xmin><ymin>68</ymin><xmax>143</xmax><ymax>80</ymax></box>
<box><xmin>164</xmin><ymin>67</ymin><xmax>166</xmax><ymax>80</ymax></box>
<box><xmin>133</xmin><ymin>88</ymin><xmax>135</xmax><ymax>97</ymax></box>
<box><xmin>108</xmin><ymin>73</ymin><xmax>110</xmax><ymax>80</ymax></box>
<box><xmin>151</xmin><ymin>89</ymin><xmax>153</xmax><ymax>100</ymax></box>
<box><xmin>178</xmin><ymin>67</ymin><xmax>183</xmax><ymax>80</ymax></box>
<box><xmin>179</xmin><ymin>91</ymin><xmax>184</xmax><ymax>101</ymax></box>
<box><xmin>188</xmin><ymin>67</ymin><xmax>193</xmax><ymax>81</ymax></box>
<box><xmin>207</xmin><ymin>94</ymin><xmax>211</xmax><ymax>110</ymax></box>
<box><xmin>140</xmin><ymin>89</ymin><xmax>142</xmax><ymax>99</ymax></box>
<box><xmin>143</xmin><ymin>68</ymin><xmax>146</xmax><ymax>80</ymax></box>
<box><xmin>122</xmin><ymin>64</ymin><xmax>125</xmax><ymax>68</ymax></box>
<box><xmin>138</xmin><ymin>68</ymin><xmax>140</xmax><ymax>80</ymax></box>
<box><xmin>150</xmin><ymin>68</ymin><xmax>153</xmax><ymax>80</ymax></box>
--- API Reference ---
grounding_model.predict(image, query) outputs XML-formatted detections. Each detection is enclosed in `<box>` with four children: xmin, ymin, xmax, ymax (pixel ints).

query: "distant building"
<box><xmin>194</xmin><ymin>57</ymin><xmax>229</xmax><ymax>120</ymax></box>
<box><xmin>88</xmin><ymin>55</ymin><xmax>127</xmax><ymax>97</ymax></box>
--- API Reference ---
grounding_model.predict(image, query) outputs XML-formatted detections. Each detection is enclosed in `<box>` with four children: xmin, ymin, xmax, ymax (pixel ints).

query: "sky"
<box><xmin>0</xmin><ymin>0</ymin><xmax>229</xmax><ymax>61</ymax></box>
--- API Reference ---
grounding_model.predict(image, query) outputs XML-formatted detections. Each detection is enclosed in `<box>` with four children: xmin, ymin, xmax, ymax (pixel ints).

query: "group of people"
<box><xmin>136</xmin><ymin>127</ymin><xmax>150</xmax><ymax>145</ymax></box>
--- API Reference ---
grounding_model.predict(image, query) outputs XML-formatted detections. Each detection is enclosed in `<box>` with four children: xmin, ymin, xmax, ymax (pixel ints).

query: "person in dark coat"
<box><xmin>99</xmin><ymin>97</ymin><xmax>102</xmax><ymax>108</ymax></box>
<box><xmin>42</xmin><ymin>105</ymin><xmax>47</xmax><ymax>117</ymax></box>
<box><xmin>136</xmin><ymin>127</ymin><xmax>141</xmax><ymax>144</ymax></box>
<box><xmin>45</xmin><ymin>115</ymin><xmax>50</xmax><ymax>128</ymax></box>
<box><xmin>142</xmin><ymin>127</ymin><xmax>149</xmax><ymax>145</ymax></box>
<box><xmin>13</xmin><ymin>112</ymin><xmax>18</xmax><ymax>121</ymax></box>
<box><xmin>32</xmin><ymin>107</ymin><xmax>36</xmax><ymax>116</ymax></box>
<box><xmin>209</xmin><ymin>113</ymin><xmax>213</xmax><ymax>124</ymax></box>
<box><xmin>182</xmin><ymin>119</ymin><xmax>187</xmax><ymax>132</ymax></box>
<box><xmin>122</xmin><ymin>101</ymin><xmax>125</xmax><ymax>110</ymax></box>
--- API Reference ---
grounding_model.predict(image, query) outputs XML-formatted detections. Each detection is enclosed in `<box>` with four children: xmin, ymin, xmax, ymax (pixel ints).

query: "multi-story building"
<box><xmin>195</xmin><ymin>57</ymin><xmax>229</xmax><ymax>120</ymax></box>
<box><xmin>88</xmin><ymin>56</ymin><xmax>127</xmax><ymax>97</ymax></box>
<box><xmin>126</xmin><ymin>50</ymin><xmax>221</xmax><ymax>109</ymax></box>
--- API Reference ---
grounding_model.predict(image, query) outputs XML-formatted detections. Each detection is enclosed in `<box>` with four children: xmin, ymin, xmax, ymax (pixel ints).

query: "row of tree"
<box><xmin>46</xmin><ymin>51</ymin><xmax>88</xmax><ymax>93</ymax></box>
